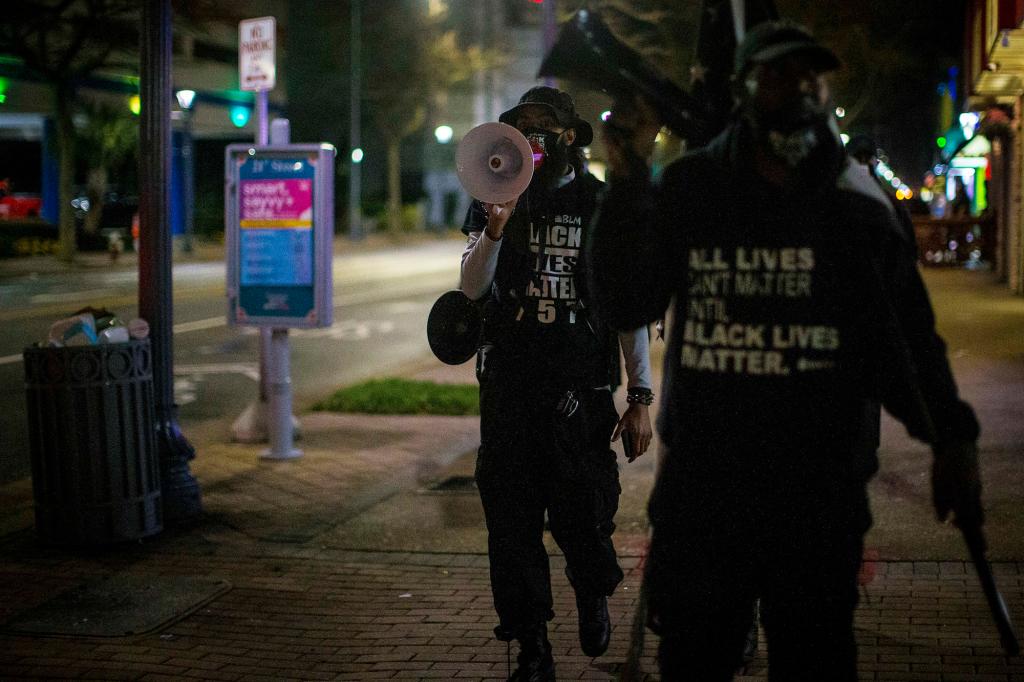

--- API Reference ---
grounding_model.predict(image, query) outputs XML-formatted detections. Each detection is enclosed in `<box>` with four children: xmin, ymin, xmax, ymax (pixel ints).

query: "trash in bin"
<box><xmin>44</xmin><ymin>307</ymin><xmax>149</xmax><ymax>348</ymax></box>
<box><xmin>47</xmin><ymin>313</ymin><xmax>98</xmax><ymax>346</ymax></box>
<box><xmin>24</xmin><ymin>308</ymin><xmax>161</xmax><ymax>546</ymax></box>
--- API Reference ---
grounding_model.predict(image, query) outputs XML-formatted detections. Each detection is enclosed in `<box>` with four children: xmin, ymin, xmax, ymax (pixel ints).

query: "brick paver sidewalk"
<box><xmin>1</xmin><ymin>531</ymin><xmax>1022</xmax><ymax>680</ymax></box>
<box><xmin>1</xmin><ymin>268</ymin><xmax>1023</xmax><ymax>680</ymax></box>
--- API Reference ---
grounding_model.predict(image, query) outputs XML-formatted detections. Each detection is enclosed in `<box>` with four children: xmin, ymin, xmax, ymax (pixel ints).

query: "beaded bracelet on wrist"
<box><xmin>626</xmin><ymin>388</ymin><xmax>654</xmax><ymax>406</ymax></box>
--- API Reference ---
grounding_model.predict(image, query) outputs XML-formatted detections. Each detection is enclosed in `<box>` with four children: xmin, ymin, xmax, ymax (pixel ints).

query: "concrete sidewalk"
<box><xmin>0</xmin><ymin>268</ymin><xmax>1023</xmax><ymax>681</ymax></box>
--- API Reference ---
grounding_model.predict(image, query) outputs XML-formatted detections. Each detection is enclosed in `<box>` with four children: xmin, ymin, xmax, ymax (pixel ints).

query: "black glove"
<box><xmin>931</xmin><ymin>440</ymin><xmax>984</xmax><ymax>528</ymax></box>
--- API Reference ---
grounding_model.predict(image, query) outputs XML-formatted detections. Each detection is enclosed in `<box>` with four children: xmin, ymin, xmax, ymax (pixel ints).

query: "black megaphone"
<box><xmin>537</xmin><ymin>9</ymin><xmax>706</xmax><ymax>141</ymax></box>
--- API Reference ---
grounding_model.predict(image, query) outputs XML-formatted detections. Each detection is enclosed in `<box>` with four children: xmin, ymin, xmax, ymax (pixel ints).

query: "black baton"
<box><xmin>960</xmin><ymin>522</ymin><xmax>1020</xmax><ymax>656</ymax></box>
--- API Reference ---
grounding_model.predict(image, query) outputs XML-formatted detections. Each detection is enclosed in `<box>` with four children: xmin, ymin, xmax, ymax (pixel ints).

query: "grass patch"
<box><xmin>312</xmin><ymin>378</ymin><xmax>479</xmax><ymax>416</ymax></box>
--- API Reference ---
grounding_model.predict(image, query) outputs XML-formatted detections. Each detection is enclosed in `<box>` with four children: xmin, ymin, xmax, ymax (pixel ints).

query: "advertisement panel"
<box><xmin>225</xmin><ymin>144</ymin><xmax>335</xmax><ymax>328</ymax></box>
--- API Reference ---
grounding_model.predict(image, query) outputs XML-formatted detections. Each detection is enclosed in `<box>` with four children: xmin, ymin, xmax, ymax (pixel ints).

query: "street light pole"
<box><xmin>176</xmin><ymin>89</ymin><xmax>196</xmax><ymax>253</ymax></box>
<box><xmin>542</xmin><ymin>0</ymin><xmax>556</xmax><ymax>87</ymax></box>
<box><xmin>139</xmin><ymin>0</ymin><xmax>201</xmax><ymax>523</ymax></box>
<box><xmin>349</xmin><ymin>0</ymin><xmax>362</xmax><ymax>240</ymax></box>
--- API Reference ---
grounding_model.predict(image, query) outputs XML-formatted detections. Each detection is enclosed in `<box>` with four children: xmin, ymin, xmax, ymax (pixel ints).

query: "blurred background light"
<box><xmin>230</xmin><ymin>105</ymin><xmax>250</xmax><ymax>128</ymax></box>
<box><xmin>434</xmin><ymin>125</ymin><xmax>453</xmax><ymax>144</ymax></box>
<box><xmin>175</xmin><ymin>89</ymin><xmax>196</xmax><ymax>110</ymax></box>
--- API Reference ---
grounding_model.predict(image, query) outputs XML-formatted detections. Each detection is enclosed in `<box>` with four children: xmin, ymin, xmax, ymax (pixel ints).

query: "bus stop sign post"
<box><xmin>232</xmin><ymin>16</ymin><xmax>281</xmax><ymax>447</ymax></box>
<box><xmin>225</xmin><ymin>142</ymin><xmax>335</xmax><ymax>459</ymax></box>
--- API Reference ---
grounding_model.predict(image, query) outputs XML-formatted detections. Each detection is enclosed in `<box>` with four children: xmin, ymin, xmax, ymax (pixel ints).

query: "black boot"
<box><xmin>575</xmin><ymin>591</ymin><xmax>611</xmax><ymax>657</ymax></box>
<box><xmin>509</xmin><ymin>623</ymin><xmax>555</xmax><ymax>682</ymax></box>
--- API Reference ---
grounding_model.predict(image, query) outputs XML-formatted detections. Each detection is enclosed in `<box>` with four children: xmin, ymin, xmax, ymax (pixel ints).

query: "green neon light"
<box><xmin>230</xmin><ymin>105</ymin><xmax>250</xmax><ymax>127</ymax></box>
<box><xmin>937</xmin><ymin>136</ymin><xmax>947</xmax><ymax>148</ymax></box>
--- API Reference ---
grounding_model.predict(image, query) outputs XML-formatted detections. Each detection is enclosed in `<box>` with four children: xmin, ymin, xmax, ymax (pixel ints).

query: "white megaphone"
<box><xmin>456</xmin><ymin>122</ymin><xmax>534</xmax><ymax>204</ymax></box>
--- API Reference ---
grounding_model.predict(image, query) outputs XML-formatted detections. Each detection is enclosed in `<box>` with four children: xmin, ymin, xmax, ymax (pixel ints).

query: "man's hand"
<box><xmin>602</xmin><ymin>95</ymin><xmax>662</xmax><ymax>180</ymax></box>
<box><xmin>612</xmin><ymin>402</ymin><xmax>653</xmax><ymax>463</ymax></box>
<box><xmin>482</xmin><ymin>197</ymin><xmax>519</xmax><ymax>241</ymax></box>
<box><xmin>932</xmin><ymin>440</ymin><xmax>984</xmax><ymax>528</ymax></box>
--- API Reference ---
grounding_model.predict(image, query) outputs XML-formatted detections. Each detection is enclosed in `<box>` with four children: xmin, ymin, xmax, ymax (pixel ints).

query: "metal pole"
<box><xmin>139</xmin><ymin>0</ymin><xmax>201</xmax><ymax>522</ymax></box>
<box><xmin>231</xmin><ymin>89</ymin><xmax>273</xmax><ymax>443</ymax></box>
<box><xmin>473</xmin><ymin>2</ymin><xmax>486</xmax><ymax>124</ymax></box>
<box><xmin>730</xmin><ymin>0</ymin><xmax>747</xmax><ymax>42</ymax></box>
<box><xmin>542</xmin><ymin>0</ymin><xmax>556</xmax><ymax>87</ymax></box>
<box><xmin>263</xmin><ymin>118</ymin><xmax>300</xmax><ymax>460</ymax></box>
<box><xmin>348</xmin><ymin>0</ymin><xmax>362</xmax><ymax>240</ymax></box>
<box><xmin>256</xmin><ymin>89</ymin><xmax>271</xmax><ymax>438</ymax></box>
<box><xmin>263</xmin><ymin>328</ymin><xmax>301</xmax><ymax>459</ymax></box>
<box><xmin>257</xmin><ymin>90</ymin><xmax>269</xmax><ymax>146</ymax></box>
<box><xmin>181</xmin><ymin>107</ymin><xmax>194</xmax><ymax>253</ymax></box>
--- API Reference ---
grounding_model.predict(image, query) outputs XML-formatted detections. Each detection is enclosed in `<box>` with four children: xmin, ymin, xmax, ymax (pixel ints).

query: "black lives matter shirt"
<box><xmin>463</xmin><ymin>172</ymin><xmax>609</xmax><ymax>389</ymax></box>
<box><xmin>590</xmin><ymin>121</ymin><xmax>978</xmax><ymax>498</ymax></box>
<box><xmin>651</xmin><ymin>158</ymin><xmax>892</xmax><ymax>481</ymax></box>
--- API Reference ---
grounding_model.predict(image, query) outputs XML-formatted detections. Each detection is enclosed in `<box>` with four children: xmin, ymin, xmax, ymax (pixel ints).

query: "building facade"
<box><xmin>964</xmin><ymin>0</ymin><xmax>1024</xmax><ymax>293</ymax></box>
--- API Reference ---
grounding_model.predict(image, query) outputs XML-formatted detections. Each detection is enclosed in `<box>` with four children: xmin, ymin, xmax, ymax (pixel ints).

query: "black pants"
<box><xmin>645</xmin><ymin>461</ymin><xmax>871</xmax><ymax>682</ymax></box>
<box><xmin>475</xmin><ymin>374</ymin><xmax>624</xmax><ymax>638</ymax></box>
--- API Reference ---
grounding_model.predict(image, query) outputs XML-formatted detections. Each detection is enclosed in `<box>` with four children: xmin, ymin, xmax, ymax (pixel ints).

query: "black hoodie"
<box><xmin>588</xmin><ymin>120</ymin><xmax>978</xmax><ymax>490</ymax></box>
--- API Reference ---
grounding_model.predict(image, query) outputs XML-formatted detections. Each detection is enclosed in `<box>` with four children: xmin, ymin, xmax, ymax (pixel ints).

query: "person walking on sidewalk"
<box><xmin>588</xmin><ymin>21</ymin><xmax>983</xmax><ymax>681</ymax></box>
<box><xmin>460</xmin><ymin>86</ymin><xmax>654</xmax><ymax>681</ymax></box>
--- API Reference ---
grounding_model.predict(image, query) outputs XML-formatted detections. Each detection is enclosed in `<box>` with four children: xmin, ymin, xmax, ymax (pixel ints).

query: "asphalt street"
<box><xmin>0</xmin><ymin>238</ymin><xmax>466</xmax><ymax>483</ymax></box>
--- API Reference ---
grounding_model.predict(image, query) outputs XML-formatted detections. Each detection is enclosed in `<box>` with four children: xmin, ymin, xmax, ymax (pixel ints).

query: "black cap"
<box><xmin>498</xmin><ymin>86</ymin><xmax>594</xmax><ymax>147</ymax></box>
<box><xmin>734</xmin><ymin>20</ymin><xmax>840</xmax><ymax>78</ymax></box>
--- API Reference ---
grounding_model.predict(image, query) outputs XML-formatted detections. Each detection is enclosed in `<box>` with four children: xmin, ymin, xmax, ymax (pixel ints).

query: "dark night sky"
<box><xmin>281</xmin><ymin>0</ymin><xmax>969</xmax><ymax>192</ymax></box>
<box><xmin>570</xmin><ymin>0</ymin><xmax>970</xmax><ymax>181</ymax></box>
<box><xmin>779</xmin><ymin>0</ymin><xmax>968</xmax><ymax>179</ymax></box>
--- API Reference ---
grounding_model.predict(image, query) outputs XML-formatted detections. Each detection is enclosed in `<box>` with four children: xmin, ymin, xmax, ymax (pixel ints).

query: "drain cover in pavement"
<box><xmin>1</xmin><ymin>574</ymin><xmax>231</xmax><ymax>638</ymax></box>
<box><xmin>426</xmin><ymin>475</ymin><xmax>478</xmax><ymax>493</ymax></box>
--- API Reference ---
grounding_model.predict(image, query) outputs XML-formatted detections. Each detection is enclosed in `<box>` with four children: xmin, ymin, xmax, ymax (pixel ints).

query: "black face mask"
<box><xmin>522</xmin><ymin>127</ymin><xmax>571</xmax><ymax>188</ymax></box>
<box><xmin>741</xmin><ymin>88</ymin><xmax>844</xmax><ymax>183</ymax></box>
<box><xmin>744</xmin><ymin>91</ymin><xmax>834</xmax><ymax>164</ymax></box>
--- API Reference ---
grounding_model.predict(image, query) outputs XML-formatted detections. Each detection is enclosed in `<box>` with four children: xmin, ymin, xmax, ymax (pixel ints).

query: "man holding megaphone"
<box><xmin>458</xmin><ymin>86</ymin><xmax>654</xmax><ymax>682</ymax></box>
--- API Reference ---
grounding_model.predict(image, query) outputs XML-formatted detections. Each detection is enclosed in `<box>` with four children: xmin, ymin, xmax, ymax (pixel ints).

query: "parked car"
<box><xmin>0</xmin><ymin>180</ymin><xmax>42</xmax><ymax>219</ymax></box>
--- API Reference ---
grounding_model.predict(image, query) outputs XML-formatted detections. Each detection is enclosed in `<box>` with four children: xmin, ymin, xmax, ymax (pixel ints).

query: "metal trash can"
<box><xmin>23</xmin><ymin>339</ymin><xmax>162</xmax><ymax>545</ymax></box>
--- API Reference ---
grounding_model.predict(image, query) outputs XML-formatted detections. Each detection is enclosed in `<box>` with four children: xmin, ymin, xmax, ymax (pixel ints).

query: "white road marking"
<box><xmin>173</xmin><ymin>363</ymin><xmax>261</xmax><ymax>405</ymax></box>
<box><xmin>174</xmin><ymin>317</ymin><xmax>227</xmax><ymax>333</ymax></box>
<box><xmin>29</xmin><ymin>288</ymin><xmax>123</xmax><ymax>304</ymax></box>
<box><xmin>174</xmin><ymin>363</ymin><xmax>260</xmax><ymax>381</ymax></box>
<box><xmin>292</xmin><ymin>320</ymin><xmax>395</xmax><ymax>341</ymax></box>
<box><xmin>174</xmin><ymin>377</ymin><xmax>198</xmax><ymax>406</ymax></box>
<box><xmin>382</xmin><ymin>301</ymin><xmax>422</xmax><ymax>313</ymax></box>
